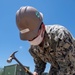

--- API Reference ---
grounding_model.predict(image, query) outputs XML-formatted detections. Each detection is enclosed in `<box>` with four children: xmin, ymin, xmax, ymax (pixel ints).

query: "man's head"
<box><xmin>16</xmin><ymin>6</ymin><xmax>45</xmax><ymax>45</ymax></box>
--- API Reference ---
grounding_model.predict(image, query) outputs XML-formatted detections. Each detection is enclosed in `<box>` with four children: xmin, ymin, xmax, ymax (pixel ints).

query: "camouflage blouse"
<box><xmin>29</xmin><ymin>25</ymin><xmax>75</xmax><ymax>75</ymax></box>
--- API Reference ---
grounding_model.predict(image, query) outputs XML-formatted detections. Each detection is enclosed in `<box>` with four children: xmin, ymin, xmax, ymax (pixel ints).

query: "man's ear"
<box><xmin>42</xmin><ymin>23</ymin><xmax>45</xmax><ymax>31</ymax></box>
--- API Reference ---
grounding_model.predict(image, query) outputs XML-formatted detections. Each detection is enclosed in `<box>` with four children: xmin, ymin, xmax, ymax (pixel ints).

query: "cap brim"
<box><xmin>20</xmin><ymin>32</ymin><xmax>37</xmax><ymax>40</ymax></box>
<box><xmin>20</xmin><ymin>26</ymin><xmax>39</xmax><ymax>40</ymax></box>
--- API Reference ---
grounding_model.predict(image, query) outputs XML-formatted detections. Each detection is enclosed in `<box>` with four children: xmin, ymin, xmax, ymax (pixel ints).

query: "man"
<box><xmin>16</xmin><ymin>6</ymin><xmax>75</xmax><ymax>75</ymax></box>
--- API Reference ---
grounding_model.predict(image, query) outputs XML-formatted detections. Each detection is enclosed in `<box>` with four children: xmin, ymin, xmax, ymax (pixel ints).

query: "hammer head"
<box><xmin>7</xmin><ymin>56</ymin><xmax>13</xmax><ymax>63</ymax></box>
<box><xmin>7</xmin><ymin>51</ymin><xmax>18</xmax><ymax>63</ymax></box>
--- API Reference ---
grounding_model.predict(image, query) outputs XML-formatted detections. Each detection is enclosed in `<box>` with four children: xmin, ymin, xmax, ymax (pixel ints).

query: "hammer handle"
<box><xmin>14</xmin><ymin>57</ymin><xmax>33</xmax><ymax>75</ymax></box>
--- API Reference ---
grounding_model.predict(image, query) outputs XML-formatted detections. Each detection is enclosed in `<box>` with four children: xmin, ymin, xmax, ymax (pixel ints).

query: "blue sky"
<box><xmin>0</xmin><ymin>0</ymin><xmax>75</xmax><ymax>73</ymax></box>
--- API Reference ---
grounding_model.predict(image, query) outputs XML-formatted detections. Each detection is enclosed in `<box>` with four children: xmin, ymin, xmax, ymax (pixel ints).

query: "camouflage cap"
<box><xmin>16</xmin><ymin>6</ymin><xmax>43</xmax><ymax>40</ymax></box>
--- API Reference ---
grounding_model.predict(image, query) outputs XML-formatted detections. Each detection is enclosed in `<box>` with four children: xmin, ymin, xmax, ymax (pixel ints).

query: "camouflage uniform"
<box><xmin>29</xmin><ymin>25</ymin><xmax>75</xmax><ymax>75</ymax></box>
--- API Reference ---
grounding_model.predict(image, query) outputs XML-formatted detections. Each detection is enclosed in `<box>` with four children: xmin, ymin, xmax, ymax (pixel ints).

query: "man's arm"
<box><xmin>55</xmin><ymin>27</ymin><xmax>75</xmax><ymax>75</ymax></box>
<box><xmin>49</xmin><ymin>65</ymin><xmax>58</xmax><ymax>75</ymax></box>
<box><xmin>29</xmin><ymin>46</ymin><xmax>46</xmax><ymax>75</ymax></box>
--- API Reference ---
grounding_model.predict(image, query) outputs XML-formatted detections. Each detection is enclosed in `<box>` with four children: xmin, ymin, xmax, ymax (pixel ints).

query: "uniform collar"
<box><xmin>38</xmin><ymin>31</ymin><xmax>50</xmax><ymax>49</ymax></box>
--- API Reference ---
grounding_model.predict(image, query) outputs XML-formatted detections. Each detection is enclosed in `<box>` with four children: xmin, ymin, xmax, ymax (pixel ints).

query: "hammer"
<box><xmin>7</xmin><ymin>51</ymin><xmax>33</xmax><ymax>75</ymax></box>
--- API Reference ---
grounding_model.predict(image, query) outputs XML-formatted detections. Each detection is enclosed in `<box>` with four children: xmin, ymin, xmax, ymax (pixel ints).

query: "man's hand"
<box><xmin>33</xmin><ymin>72</ymin><xmax>38</xmax><ymax>75</ymax></box>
